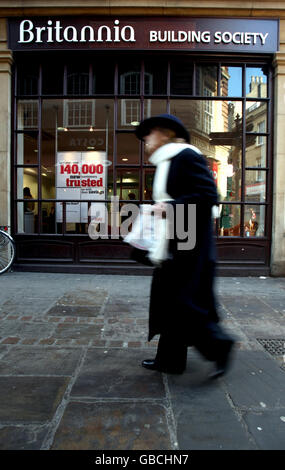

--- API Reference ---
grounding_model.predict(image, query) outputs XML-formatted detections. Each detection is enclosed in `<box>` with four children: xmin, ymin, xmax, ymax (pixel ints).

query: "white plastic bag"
<box><xmin>124</xmin><ymin>204</ymin><xmax>170</xmax><ymax>265</ymax></box>
<box><xmin>123</xmin><ymin>205</ymin><xmax>156</xmax><ymax>251</ymax></box>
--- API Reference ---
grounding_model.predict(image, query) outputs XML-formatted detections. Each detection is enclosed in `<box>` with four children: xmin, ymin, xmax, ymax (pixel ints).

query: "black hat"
<box><xmin>135</xmin><ymin>113</ymin><xmax>190</xmax><ymax>143</ymax></box>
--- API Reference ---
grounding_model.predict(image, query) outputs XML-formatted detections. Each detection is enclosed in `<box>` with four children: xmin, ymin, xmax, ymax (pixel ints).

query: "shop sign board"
<box><xmin>8</xmin><ymin>17</ymin><xmax>279</xmax><ymax>53</ymax></box>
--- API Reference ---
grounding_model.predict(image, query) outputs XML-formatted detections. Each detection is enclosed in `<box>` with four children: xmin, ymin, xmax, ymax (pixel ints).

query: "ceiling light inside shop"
<box><xmin>122</xmin><ymin>158</ymin><xmax>128</xmax><ymax>161</ymax></box>
<box><xmin>131</xmin><ymin>121</ymin><xmax>140</xmax><ymax>126</ymax></box>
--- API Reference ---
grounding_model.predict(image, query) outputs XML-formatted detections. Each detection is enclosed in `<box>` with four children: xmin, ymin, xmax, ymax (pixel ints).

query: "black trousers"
<box><xmin>154</xmin><ymin>321</ymin><xmax>233</xmax><ymax>373</ymax></box>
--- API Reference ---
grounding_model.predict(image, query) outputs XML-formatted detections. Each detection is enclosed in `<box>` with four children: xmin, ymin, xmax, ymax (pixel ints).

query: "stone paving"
<box><xmin>0</xmin><ymin>272</ymin><xmax>284</xmax><ymax>450</ymax></box>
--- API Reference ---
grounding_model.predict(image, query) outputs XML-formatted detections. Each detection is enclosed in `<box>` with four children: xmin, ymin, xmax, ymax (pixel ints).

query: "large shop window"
<box><xmin>13</xmin><ymin>56</ymin><xmax>271</xmax><ymax>241</ymax></box>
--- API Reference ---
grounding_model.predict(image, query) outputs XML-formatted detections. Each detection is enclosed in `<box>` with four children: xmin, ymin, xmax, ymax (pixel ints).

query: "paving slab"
<box><xmin>51</xmin><ymin>402</ymin><xmax>171</xmax><ymax>450</ymax></box>
<box><xmin>243</xmin><ymin>409</ymin><xmax>285</xmax><ymax>450</ymax></box>
<box><xmin>0</xmin><ymin>377</ymin><xmax>69</xmax><ymax>424</ymax></box>
<box><xmin>0</xmin><ymin>425</ymin><xmax>48</xmax><ymax>450</ymax></box>
<box><xmin>46</xmin><ymin>305</ymin><xmax>102</xmax><ymax>317</ymax></box>
<box><xmin>0</xmin><ymin>300</ymin><xmax>52</xmax><ymax>315</ymax></box>
<box><xmin>166</xmin><ymin>351</ymin><xmax>256</xmax><ymax>450</ymax></box>
<box><xmin>0</xmin><ymin>347</ymin><xmax>82</xmax><ymax>375</ymax></box>
<box><xmin>53</xmin><ymin>323</ymin><xmax>102</xmax><ymax>340</ymax></box>
<box><xmin>71</xmin><ymin>349</ymin><xmax>165</xmax><ymax>399</ymax></box>
<box><xmin>222</xmin><ymin>351</ymin><xmax>285</xmax><ymax>409</ymax></box>
<box><xmin>0</xmin><ymin>321</ymin><xmax>54</xmax><ymax>339</ymax></box>
<box><xmin>56</xmin><ymin>289</ymin><xmax>108</xmax><ymax>306</ymax></box>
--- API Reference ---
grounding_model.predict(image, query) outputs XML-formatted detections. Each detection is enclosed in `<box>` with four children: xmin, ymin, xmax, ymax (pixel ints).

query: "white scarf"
<box><xmin>148</xmin><ymin>143</ymin><xmax>201</xmax><ymax>265</ymax></box>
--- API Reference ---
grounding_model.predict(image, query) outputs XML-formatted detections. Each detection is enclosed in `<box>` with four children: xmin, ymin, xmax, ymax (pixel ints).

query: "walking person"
<box><xmin>135</xmin><ymin>114</ymin><xmax>234</xmax><ymax>379</ymax></box>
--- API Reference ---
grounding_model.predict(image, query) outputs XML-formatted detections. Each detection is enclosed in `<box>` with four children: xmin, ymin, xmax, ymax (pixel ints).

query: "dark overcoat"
<box><xmin>148</xmin><ymin>147</ymin><xmax>219</xmax><ymax>343</ymax></box>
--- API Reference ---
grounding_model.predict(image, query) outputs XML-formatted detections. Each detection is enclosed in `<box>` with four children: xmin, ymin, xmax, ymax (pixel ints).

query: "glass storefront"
<box><xmin>12</xmin><ymin>52</ymin><xmax>272</xmax><ymax>267</ymax></box>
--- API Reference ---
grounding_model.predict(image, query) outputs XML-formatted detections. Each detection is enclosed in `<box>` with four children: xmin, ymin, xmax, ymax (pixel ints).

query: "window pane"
<box><xmin>17</xmin><ymin>63</ymin><xmax>38</xmax><ymax>96</ymax></box>
<box><xmin>17</xmin><ymin>202</ymin><xmax>38</xmax><ymax>234</ymax></box>
<box><xmin>246</xmin><ymin>67</ymin><xmax>268</xmax><ymax>98</ymax></box>
<box><xmin>244</xmin><ymin>205</ymin><xmax>265</xmax><ymax>237</ymax></box>
<box><xmin>118</xmin><ymin>99</ymin><xmax>141</xmax><ymax>129</ymax></box>
<box><xmin>17</xmin><ymin>100</ymin><xmax>38</xmax><ymax>130</ymax></box>
<box><xmin>117</xmin><ymin>169</ymin><xmax>139</xmax><ymax>200</ymax></box>
<box><xmin>196</xmin><ymin>65</ymin><xmax>218</xmax><ymax>96</ymax></box>
<box><xmin>17</xmin><ymin>131</ymin><xmax>38</xmax><ymax>164</ymax></box>
<box><xmin>246</xmin><ymin>135</ymin><xmax>267</xmax><ymax>167</ymax></box>
<box><xmin>67</xmin><ymin>63</ymin><xmax>90</xmax><ymax>95</ymax></box>
<box><xmin>206</xmin><ymin>151</ymin><xmax>242</xmax><ymax>202</ymax></box>
<box><xmin>170</xmin><ymin>58</ymin><xmax>193</xmax><ymax>95</ymax></box>
<box><xmin>218</xmin><ymin>204</ymin><xmax>241</xmax><ymax>236</ymax></box>
<box><xmin>119</xmin><ymin>60</ymin><xmax>140</xmax><ymax>95</ymax></box>
<box><xmin>41</xmin><ymin>202</ymin><xmax>56</xmax><ymax>233</ymax></box>
<box><xmin>246</xmin><ymin>101</ymin><xmax>267</xmax><ymax>133</ymax></box>
<box><xmin>41</xmin><ymin>99</ymin><xmax>113</xmax><ymax>201</ymax></box>
<box><xmin>93</xmin><ymin>59</ymin><xmax>114</xmax><ymax>94</ymax></box>
<box><xmin>17</xmin><ymin>168</ymin><xmax>38</xmax><ymax>200</ymax></box>
<box><xmin>221</xmin><ymin>66</ymin><xmax>242</xmax><ymax>97</ymax></box>
<box><xmin>42</xmin><ymin>61</ymin><xmax>64</xmax><ymax>95</ymax></box>
<box><xmin>143</xmin><ymin>169</ymin><xmax>155</xmax><ymax>200</ymax></box>
<box><xmin>245</xmin><ymin>170</ymin><xmax>266</xmax><ymax>202</ymax></box>
<box><xmin>116</xmin><ymin>133</ymin><xmax>140</xmax><ymax>164</ymax></box>
<box><xmin>170</xmin><ymin>99</ymin><xmax>242</xmax><ymax>202</ymax></box>
<box><xmin>144</xmin><ymin>59</ymin><xmax>167</xmax><ymax>95</ymax></box>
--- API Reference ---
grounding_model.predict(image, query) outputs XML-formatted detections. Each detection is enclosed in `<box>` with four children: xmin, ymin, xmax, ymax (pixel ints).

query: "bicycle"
<box><xmin>0</xmin><ymin>226</ymin><xmax>15</xmax><ymax>275</ymax></box>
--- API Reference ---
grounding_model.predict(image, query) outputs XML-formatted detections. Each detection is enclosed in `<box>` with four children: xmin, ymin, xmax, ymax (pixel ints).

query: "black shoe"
<box><xmin>209</xmin><ymin>339</ymin><xmax>234</xmax><ymax>380</ymax></box>
<box><xmin>142</xmin><ymin>359</ymin><xmax>157</xmax><ymax>370</ymax></box>
<box><xmin>142</xmin><ymin>359</ymin><xmax>184</xmax><ymax>374</ymax></box>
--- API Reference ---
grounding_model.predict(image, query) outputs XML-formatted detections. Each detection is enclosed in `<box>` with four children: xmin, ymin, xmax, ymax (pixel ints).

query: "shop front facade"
<box><xmin>0</xmin><ymin>2</ymin><xmax>285</xmax><ymax>276</ymax></box>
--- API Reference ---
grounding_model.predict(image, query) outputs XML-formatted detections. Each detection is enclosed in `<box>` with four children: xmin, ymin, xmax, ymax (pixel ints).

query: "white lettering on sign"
<box><xmin>18</xmin><ymin>19</ymin><xmax>136</xmax><ymax>44</ymax></box>
<box><xmin>214</xmin><ymin>31</ymin><xmax>269</xmax><ymax>45</ymax></box>
<box><xmin>149</xmin><ymin>30</ymin><xmax>269</xmax><ymax>46</ymax></box>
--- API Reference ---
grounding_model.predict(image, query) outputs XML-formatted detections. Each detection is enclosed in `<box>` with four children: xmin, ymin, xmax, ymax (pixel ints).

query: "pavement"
<box><xmin>0</xmin><ymin>271</ymin><xmax>284</xmax><ymax>452</ymax></box>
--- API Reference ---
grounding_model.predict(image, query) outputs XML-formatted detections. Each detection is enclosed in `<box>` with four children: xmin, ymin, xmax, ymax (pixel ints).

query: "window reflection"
<box><xmin>246</xmin><ymin>101</ymin><xmax>267</xmax><ymax>133</ymax></box>
<box><xmin>245</xmin><ymin>170</ymin><xmax>266</xmax><ymax>202</ymax></box>
<box><xmin>170</xmin><ymin>58</ymin><xmax>193</xmax><ymax>95</ymax></box>
<box><xmin>17</xmin><ymin>131</ymin><xmax>38</xmax><ymax>165</ymax></box>
<box><xmin>196</xmin><ymin>65</ymin><xmax>218</xmax><ymax>96</ymax></box>
<box><xmin>17</xmin><ymin>100</ymin><xmax>38</xmax><ymax>130</ymax></box>
<box><xmin>67</xmin><ymin>63</ymin><xmax>89</xmax><ymax>95</ymax></box>
<box><xmin>244</xmin><ymin>205</ymin><xmax>265</xmax><ymax>237</ymax></box>
<box><xmin>117</xmin><ymin>169</ymin><xmax>139</xmax><ymax>200</ymax></box>
<box><xmin>17</xmin><ymin>63</ymin><xmax>38</xmax><ymax>96</ymax></box>
<box><xmin>246</xmin><ymin>67</ymin><xmax>267</xmax><ymax>98</ymax></box>
<box><xmin>221</xmin><ymin>66</ymin><xmax>242</xmax><ymax>97</ymax></box>
<box><xmin>143</xmin><ymin>169</ymin><xmax>154</xmax><ymax>200</ymax></box>
<box><xmin>246</xmin><ymin>135</ymin><xmax>267</xmax><ymax>168</ymax></box>
<box><xmin>119</xmin><ymin>60</ymin><xmax>140</xmax><ymax>94</ymax></box>
<box><xmin>117</xmin><ymin>133</ymin><xmax>140</xmax><ymax>164</ymax></box>
<box><xmin>14</xmin><ymin>58</ymin><xmax>270</xmax><ymax>240</ymax></box>
<box><xmin>144</xmin><ymin>59</ymin><xmax>167</xmax><ymax>95</ymax></box>
<box><xmin>170</xmin><ymin>99</ymin><xmax>242</xmax><ymax>203</ymax></box>
<box><xmin>218</xmin><ymin>204</ymin><xmax>241</xmax><ymax>236</ymax></box>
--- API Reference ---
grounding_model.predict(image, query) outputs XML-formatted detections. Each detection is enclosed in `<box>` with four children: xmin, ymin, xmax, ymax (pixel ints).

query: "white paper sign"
<box><xmin>56</xmin><ymin>151</ymin><xmax>107</xmax><ymax>224</ymax></box>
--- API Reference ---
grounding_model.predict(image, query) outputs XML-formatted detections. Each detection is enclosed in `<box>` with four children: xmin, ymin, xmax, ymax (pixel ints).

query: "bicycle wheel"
<box><xmin>0</xmin><ymin>231</ymin><xmax>15</xmax><ymax>274</ymax></box>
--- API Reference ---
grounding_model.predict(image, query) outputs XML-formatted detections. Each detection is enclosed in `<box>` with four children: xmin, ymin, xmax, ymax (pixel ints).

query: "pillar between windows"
<box><xmin>0</xmin><ymin>18</ymin><xmax>13</xmax><ymax>228</ymax></box>
<box><xmin>271</xmin><ymin>51</ymin><xmax>285</xmax><ymax>275</ymax></box>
